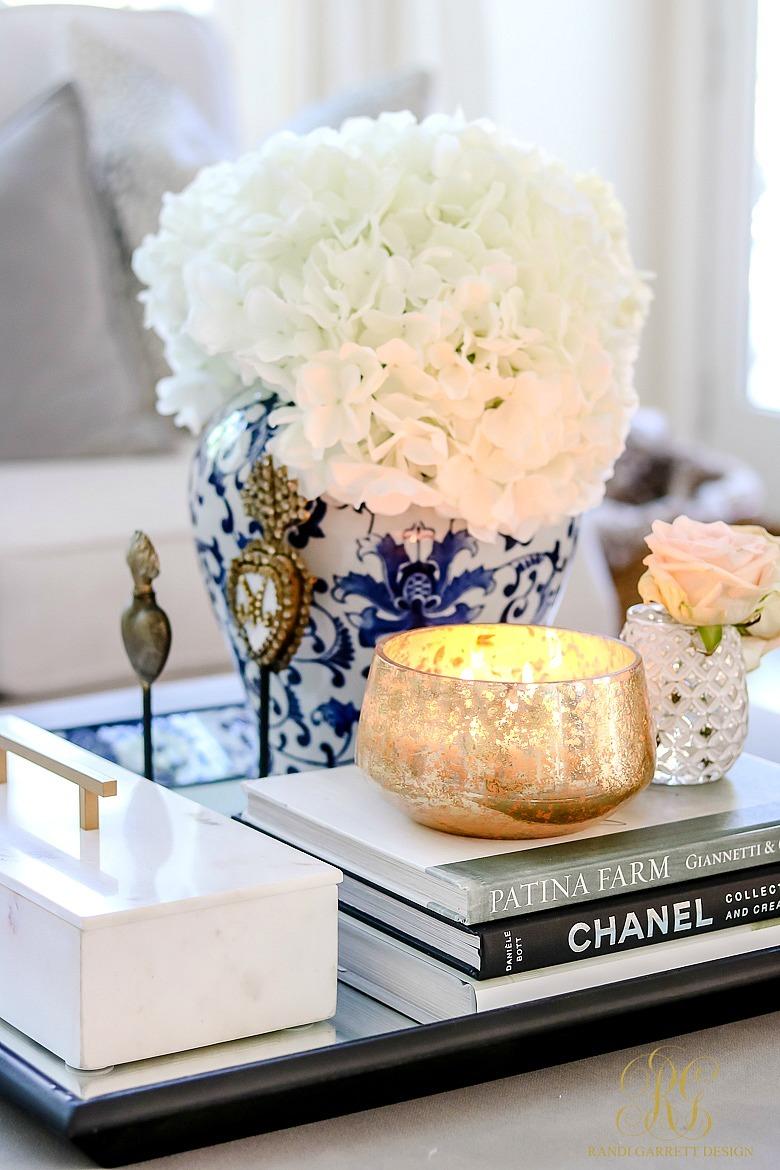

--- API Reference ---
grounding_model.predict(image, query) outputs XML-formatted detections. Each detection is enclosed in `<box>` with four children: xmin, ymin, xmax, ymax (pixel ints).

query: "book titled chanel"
<box><xmin>339</xmin><ymin>864</ymin><xmax>780</xmax><ymax>979</ymax></box>
<box><xmin>242</xmin><ymin>755</ymin><xmax>780</xmax><ymax>926</ymax></box>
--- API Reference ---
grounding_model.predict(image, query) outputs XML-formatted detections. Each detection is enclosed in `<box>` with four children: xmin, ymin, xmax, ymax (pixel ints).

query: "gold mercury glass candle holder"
<box><xmin>356</xmin><ymin>624</ymin><xmax>655</xmax><ymax>840</ymax></box>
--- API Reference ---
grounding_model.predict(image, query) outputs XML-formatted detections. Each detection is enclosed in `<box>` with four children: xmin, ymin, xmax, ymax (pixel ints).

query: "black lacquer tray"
<box><xmin>2</xmin><ymin>949</ymin><xmax>780</xmax><ymax>1166</ymax></box>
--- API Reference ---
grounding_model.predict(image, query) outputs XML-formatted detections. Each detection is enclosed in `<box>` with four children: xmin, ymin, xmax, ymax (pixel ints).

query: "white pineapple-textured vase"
<box><xmin>621</xmin><ymin>602</ymin><xmax>749</xmax><ymax>785</ymax></box>
<box><xmin>190</xmin><ymin>390</ymin><xmax>579</xmax><ymax>775</ymax></box>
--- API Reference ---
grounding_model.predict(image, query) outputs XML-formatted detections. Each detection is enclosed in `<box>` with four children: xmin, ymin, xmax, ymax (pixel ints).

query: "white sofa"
<box><xmin>0</xmin><ymin>7</ymin><xmax>237</xmax><ymax>698</ymax></box>
<box><xmin>0</xmin><ymin>444</ymin><xmax>233</xmax><ymax>697</ymax></box>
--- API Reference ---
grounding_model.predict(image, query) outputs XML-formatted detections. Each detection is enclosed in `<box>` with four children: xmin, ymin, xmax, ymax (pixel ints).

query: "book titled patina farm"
<box><xmin>243</xmin><ymin>755</ymin><xmax>780</xmax><ymax>927</ymax></box>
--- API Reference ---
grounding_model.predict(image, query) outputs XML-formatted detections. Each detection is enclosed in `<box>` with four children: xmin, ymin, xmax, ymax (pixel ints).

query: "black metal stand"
<box><xmin>142</xmin><ymin>683</ymin><xmax>154</xmax><ymax>782</ymax></box>
<box><xmin>258</xmin><ymin>666</ymin><xmax>271</xmax><ymax>779</ymax></box>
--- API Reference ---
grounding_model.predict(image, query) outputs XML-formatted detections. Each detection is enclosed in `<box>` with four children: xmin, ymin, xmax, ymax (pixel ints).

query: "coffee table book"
<box><xmin>339</xmin><ymin>862</ymin><xmax>780</xmax><ymax>978</ymax></box>
<box><xmin>241</xmin><ymin>755</ymin><xmax>780</xmax><ymax>926</ymax></box>
<box><xmin>339</xmin><ymin>913</ymin><xmax>780</xmax><ymax>1022</ymax></box>
<box><xmin>0</xmin><ymin>716</ymin><xmax>341</xmax><ymax>1071</ymax></box>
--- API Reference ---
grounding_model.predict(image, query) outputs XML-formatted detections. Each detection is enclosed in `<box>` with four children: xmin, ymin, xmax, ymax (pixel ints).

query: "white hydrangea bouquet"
<box><xmin>134</xmin><ymin>112</ymin><xmax>650</xmax><ymax>545</ymax></box>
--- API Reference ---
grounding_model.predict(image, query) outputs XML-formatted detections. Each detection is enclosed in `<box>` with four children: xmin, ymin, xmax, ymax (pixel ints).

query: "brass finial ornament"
<box><xmin>121</xmin><ymin>531</ymin><xmax>172</xmax><ymax>781</ymax></box>
<box><xmin>126</xmin><ymin>531</ymin><xmax>161</xmax><ymax>599</ymax></box>
<box><xmin>227</xmin><ymin>456</ymin><xmax>315</xmax><ymax>776</ymax></box>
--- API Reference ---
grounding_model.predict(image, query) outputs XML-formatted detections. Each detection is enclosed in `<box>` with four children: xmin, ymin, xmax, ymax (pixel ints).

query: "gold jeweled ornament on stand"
<box><xmin>227</xmin><ymin>456</ymin><xmax>316</xmax><ymax>777</ymax></box>
<box><xmin>121</xmin><ymin>532</ymin><xmax>172</xmax><ymax>782</ymax></box>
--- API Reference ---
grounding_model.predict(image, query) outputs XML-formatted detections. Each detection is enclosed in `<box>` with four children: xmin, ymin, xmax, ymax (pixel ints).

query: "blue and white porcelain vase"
<box><xmin>190</xmin><ymin>390</ymin><xmax>578</xmax><ymax>774</ymax></box>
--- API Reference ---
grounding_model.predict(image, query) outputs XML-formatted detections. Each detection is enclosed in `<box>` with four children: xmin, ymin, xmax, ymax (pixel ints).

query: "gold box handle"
<box><xmin>0</xmin><ymin>716</ymin><xmax>118</xmax><ymax>831</ymax></box>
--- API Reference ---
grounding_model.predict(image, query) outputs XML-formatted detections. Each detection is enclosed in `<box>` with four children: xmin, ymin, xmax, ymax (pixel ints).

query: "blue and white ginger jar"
<box><xmin>190</xmin><ymin>391</ymin><xmax>578</xmax><ymax>774</ymax></box>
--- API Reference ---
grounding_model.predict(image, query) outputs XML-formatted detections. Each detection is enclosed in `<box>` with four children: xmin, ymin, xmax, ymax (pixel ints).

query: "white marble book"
<box><xmin>242</xmin><ymin>755</ymin><xmax>780</xmax><ymax>926</ymax></box>
<box><xmin>0</xmin><ymin>715</ymin><xmax>342</xmax><ymax>1070</ymax></box>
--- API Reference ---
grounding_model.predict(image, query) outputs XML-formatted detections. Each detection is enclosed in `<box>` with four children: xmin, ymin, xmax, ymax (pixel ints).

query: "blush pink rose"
<box><xmin>735</xmin><ymin>525</ymin><xmax>780</xmax><ymax>668</ymax></box>
<box><xmin>638</xmin><ymin>516</ymin><xmax>780</xmax><ymax>629</ymax></box>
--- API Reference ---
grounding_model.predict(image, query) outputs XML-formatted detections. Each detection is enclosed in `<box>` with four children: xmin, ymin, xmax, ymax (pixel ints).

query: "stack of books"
<box><xmin>241</xmin><ymin>756</ymin><xmax>780</xmax><ymax>1023</ymax></box>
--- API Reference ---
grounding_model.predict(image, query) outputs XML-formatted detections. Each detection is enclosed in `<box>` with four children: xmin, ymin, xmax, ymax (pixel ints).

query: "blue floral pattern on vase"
<box><xmin>334</xmin><ymin>526</ymin><xmax>494</xmax><ymax>645</ymax></box>
<box><xmin>190</xmin><ymin>389</ymin><xmax>579</xmax><ymax>775</ymax></box>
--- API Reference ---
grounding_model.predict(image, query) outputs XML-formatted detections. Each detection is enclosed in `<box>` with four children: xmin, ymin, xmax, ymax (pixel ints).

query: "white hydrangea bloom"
<box><xmin>133</xmin><ymin>112</ymin><xmax>650</xmax><ymax>542</ymax></box>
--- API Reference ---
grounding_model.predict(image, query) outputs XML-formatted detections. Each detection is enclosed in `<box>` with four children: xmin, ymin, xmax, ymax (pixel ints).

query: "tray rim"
<box><xmin>2</xmin><ymin>943</ymin><xmax>780</xmax><ymax>1166</ymax></box>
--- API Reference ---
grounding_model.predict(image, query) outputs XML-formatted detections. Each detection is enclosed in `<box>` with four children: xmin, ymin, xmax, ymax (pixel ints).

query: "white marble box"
<box><xmin>0</xmin><ymin>716</ymin><xmax>341</xmax><ymax>1071</ymax></box>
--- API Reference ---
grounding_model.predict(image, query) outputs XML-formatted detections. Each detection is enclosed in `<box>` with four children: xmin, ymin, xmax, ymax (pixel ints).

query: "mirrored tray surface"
<box><xmin>3</xmin><ymin>948</ymin><xmax>780</xmax><ymax>1167</ymax></box>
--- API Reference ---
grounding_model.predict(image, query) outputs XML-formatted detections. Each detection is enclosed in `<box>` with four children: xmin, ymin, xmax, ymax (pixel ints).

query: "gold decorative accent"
<box><xmin>126</xmin><ymin>531</ymin><xmax>160</xmax><ymax>594</ymax></box>
<box><xmin>0</xmin><ymin>715</ymin><xmax>117</xmax><ymax>831</ymax></box>
<box><xmin>121</xmin><ymin>532</ymin><xmax>172</xmax><ymax>686</ymax></box>
<box><xmin>227</xmin><ymin>456</ymin><xmax>316</xmax><ymax>671</ymax></box>
<box><xmin>121</xmin><ymin>531</ymin><xmax>172</xmax><ymax>782</ymax></box>
<box><xmin>356</xmin><ymin>623</ymin><xmax>655</xmax><ymax>839</ymax></box>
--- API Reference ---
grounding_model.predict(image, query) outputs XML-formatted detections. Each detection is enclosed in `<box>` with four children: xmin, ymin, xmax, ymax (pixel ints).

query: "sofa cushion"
<box><xmin>69</xmin><ymin>23</ymin><xmax>233</xmax><ymax>255</ymax></box>
<box><xmin>0</xmin><ymin>442</ymin><xmax>230</xmax><ymax>697</ymax></box>
<box><xmin>0</xmin><ymin>84</ymin><xmax>173</xmax><ymax>459</ymax></box>
<box><xmin>68</xmin><ymin>23</ymin><xmax>236</xmax><ymax>393</ymax></box>
<box><xmin>0</xmin><ymin>7</ymin><xmax>239</xmax><ymax>148</ymax></box>
<box><xmin>284</xmin><ymin>67</ymin><xmax>432</xmax><ymax>136</ymax></box>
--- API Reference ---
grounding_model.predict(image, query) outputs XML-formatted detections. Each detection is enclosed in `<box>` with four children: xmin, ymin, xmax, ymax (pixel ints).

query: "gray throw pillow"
<box><xmin>0</xmin><ymin>84</ymin><xmax>173</xmax><ymax>459</ymax></box>
<box><xmin>69</xmin><ymin>24</ymin><xmax>231</xmax><ymax>254</ymax></box>
<box><xmin>68</xmin><ymin>23</ymin><xmax>234</xmax><ymax>391</ymax></box>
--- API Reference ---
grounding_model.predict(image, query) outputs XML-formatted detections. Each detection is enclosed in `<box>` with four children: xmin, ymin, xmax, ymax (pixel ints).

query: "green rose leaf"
<box><xmin>697</xmin><ymin>624</ymin><xmax>723</xmax><ymax>655</ymax></box>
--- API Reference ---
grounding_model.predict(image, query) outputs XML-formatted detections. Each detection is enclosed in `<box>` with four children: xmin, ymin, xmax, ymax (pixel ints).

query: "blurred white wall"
<box><xmin>482</xmin><ymin>0</ymin><xmax>666</xmax><ymax>418</ymax></box>
<box><xmin>214</xmin><ymin>0</ymin><xmax>489</xmax><ymax>142</ymax></box>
